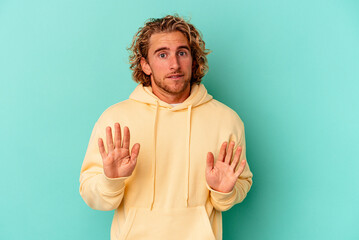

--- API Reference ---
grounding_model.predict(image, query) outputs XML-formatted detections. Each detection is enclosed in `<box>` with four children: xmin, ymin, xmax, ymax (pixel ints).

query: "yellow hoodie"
<box><xmin>79</xmin><ymin>83</ymin><xmax>253</xmax><ymax>240</ymax></box>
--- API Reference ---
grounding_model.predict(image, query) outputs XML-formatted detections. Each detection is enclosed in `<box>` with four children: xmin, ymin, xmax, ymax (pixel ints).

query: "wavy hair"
<box><xmin>128</xmin><ymin>14</ymin><xmax>211</xmax><ymax>86</ymax></box>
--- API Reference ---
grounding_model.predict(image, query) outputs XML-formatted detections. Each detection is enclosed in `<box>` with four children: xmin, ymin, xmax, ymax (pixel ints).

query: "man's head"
<box><xmin>128</xmin><ymin>15</ymin><xmax>210</xmax><ymax>89</ymax></box>
<box><xmin>140</xmin><ymin>30</ymin><xmax>193</xmax><ymax>98</ymax></box>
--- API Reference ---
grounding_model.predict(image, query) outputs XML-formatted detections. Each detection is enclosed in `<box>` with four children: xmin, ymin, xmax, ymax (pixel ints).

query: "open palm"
<box><xmin>98</xmin><ymin>123</ymin><xmax>140</xmax><ymax>178</ymax></box>
<box><xmin>206</xmin><ymin>141</ymin><xmax>246</xmax><ymax>193</ymax></box>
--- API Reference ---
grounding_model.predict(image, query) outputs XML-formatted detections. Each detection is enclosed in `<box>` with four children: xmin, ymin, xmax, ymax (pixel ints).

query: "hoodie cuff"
<box><xmin>99</xmin><ymin>173</ymin><xmax>128</xmax><ymax>195</ymax></box>
<box><xmin>206</xmin><ymin>182</ymin><xmax>236</xmax><ymax>204</ymax></box>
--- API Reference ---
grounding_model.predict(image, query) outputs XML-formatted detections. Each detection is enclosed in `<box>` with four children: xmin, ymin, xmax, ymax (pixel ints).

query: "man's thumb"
<box><xmin>206</xmin><ymin>152</ymin><xmax>214</xmax><ymax>173</ymax></box>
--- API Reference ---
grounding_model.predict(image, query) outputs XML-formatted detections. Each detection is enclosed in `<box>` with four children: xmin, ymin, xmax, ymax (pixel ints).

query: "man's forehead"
<box><xmin>148</xmin><ymin>31</ymin><xmax>190</xmax><ymax>52</ymax></box>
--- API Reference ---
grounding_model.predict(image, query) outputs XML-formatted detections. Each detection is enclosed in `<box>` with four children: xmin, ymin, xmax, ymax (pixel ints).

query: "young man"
<box><xmin>80</xmin><ymin>15</ymin><xmax>253</xmax><ymax>240</ymax></box>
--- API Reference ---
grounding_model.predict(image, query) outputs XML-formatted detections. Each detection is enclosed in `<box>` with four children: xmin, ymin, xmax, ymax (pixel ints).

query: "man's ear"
<box><xmin>140</xmin><ymin>57</ymin><xmax>152</xmax><ymax>75</ymax></box>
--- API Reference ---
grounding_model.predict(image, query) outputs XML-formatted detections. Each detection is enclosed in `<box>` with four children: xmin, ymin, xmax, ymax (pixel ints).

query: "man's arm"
<box><xmin>79</xmin><ymin>122</ymin><xmax>139</xmax><ymax>211</ymax></box>
<box><xmin>206</xmin><ymin>121</ymin><xmax>253</xmax><ymax>212</ymax></box>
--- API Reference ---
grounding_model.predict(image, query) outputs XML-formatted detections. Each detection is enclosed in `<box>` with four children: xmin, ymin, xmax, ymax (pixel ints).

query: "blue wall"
<box><xmin>1</xmin><ymin>0</ymin><xmax>358</xmax><ymax>239</ymax></box>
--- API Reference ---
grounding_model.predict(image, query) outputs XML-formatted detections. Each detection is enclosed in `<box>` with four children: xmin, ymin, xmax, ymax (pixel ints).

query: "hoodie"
<box><xmin>79</xmin><ymin>83</ymin><xmax>253</xmax><ymax>240</ymax></box>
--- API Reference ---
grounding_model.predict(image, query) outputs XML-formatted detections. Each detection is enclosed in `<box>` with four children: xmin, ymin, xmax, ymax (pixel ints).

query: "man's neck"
<box><xmin>151</xmin><ymin>85</ymin><xmax>191</xmax><ymax>104</ymax></box>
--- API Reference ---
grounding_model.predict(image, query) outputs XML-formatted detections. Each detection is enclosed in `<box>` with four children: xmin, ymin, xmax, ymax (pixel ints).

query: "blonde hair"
<box><xmin>128</xmin><ymin>14</ymin><xmax>211</xmax><ymax>86</ymax></box>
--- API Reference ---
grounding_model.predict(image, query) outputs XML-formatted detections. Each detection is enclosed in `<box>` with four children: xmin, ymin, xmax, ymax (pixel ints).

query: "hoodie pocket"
<box><xmin>119</xmin><ymin>206</ymin><xmax>216</xmax><ymax>240</ymax></box>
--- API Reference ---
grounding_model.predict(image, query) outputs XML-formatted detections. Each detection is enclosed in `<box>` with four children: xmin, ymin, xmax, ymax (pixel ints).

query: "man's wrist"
<box><xmin>99</xmin><ymin>173</ymin><xmax>128</xmax><ymax>195</ymax></box>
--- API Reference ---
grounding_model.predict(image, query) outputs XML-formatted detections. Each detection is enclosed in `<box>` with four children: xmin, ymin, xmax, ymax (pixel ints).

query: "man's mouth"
<box><xmin>167</xmin><ymin>74</ymin><xmax>184</xmax><ymax>80</ymax></box>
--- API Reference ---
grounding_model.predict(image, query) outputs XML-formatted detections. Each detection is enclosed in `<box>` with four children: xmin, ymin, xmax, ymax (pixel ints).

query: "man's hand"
<box><xmin>98</xmin><ymin>122</ymin><xmax>140</xmax><ymax>178</ymax></box>
<box><xmin>206</xmin><ymin>141</ymin><xmax>246</xmax><ymax>193</ymax></box>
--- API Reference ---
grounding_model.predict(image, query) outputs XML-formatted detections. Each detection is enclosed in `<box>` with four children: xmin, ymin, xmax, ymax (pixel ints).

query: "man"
<box><xmin>80</xmin><ymin>15</ymin><xmax>253</xmax><ymax>240</ymax></box>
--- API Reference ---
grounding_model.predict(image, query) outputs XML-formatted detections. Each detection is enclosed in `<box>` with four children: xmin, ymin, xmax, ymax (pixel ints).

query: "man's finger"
<box><xmin>114</xmin><ymin>123</ymin><xmax>122</xmax><ymax>149</ymax></box>
<box><xmin>224</xmin><ymin>141</ymin><xmax>235</xmax><ymax>164</ymax></box>
<box><xmin>122</xmin><ymin>126</ymin><xmax>130</xmax><ymax>149</ymax></box>
<box><xmin>230</xmin><ymin>146</ymin><xmax>242</xmax><ymax>170</ymax></box>
<box><xmin>106</xmin><ymin>126</ymin><xmax>114</xmax><ymax>153</ymax></box>
<box><xmin>98</xmin><ymin>138</ymin><xmax>107</xmax><ymax>160</ymax></box>
<box><xmin>130</xmin><ymin>143</ymin><xmax>140</xmax><ymax>161</ymax></box>
<box><xmin>206</xmin><ymin>152</ymin><xmax>214</xmax><ymax>174</ymax></box>
<box><xmin>235</xmin><ymin>159</ymin><xmax>247</xmax><ymax>177</ymax></box>
<box><xmin>217</xmin><ymin>142</ymin><xmax>227</xmax><ymax>162</ymax></box>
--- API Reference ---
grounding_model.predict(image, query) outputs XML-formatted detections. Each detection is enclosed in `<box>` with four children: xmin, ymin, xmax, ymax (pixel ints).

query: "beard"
<box><xmin>152</xmin><ymin>73</ymin><xmax>191</xmax><ymax>95</ymax></box>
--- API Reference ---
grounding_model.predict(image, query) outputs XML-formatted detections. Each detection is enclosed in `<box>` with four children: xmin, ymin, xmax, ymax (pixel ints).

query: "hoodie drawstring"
<box><xmin>149</xmin><ymin>102</ymin><xmax>193</xmax><ymax>209</ymax></box>
<box><xmin>185</xmin><ymin>105</ymin><xmax>192</xmax><ymax>207</ymax></box>
<box><xmin>150</xmin><ymin>101</ymin><xmax>159</xmax><ymax>210</ymax></box>
<box><xmin>129</xmin><ymin>84</ymin><xmax>213</xmax><ymax>211</ymax></box>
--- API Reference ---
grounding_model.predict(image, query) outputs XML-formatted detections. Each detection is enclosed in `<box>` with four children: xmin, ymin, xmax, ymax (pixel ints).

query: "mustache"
<box><xmin>166</xmin><ymin>72</ymin><xmax>184</xmax><ymax>77</ymax></box>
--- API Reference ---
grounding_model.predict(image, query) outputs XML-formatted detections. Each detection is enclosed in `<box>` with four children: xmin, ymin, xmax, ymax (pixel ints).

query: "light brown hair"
<box><xmin>128</xmin><ymin>14</ymin><xmax>211</xmax><ymax>86</ymax></box>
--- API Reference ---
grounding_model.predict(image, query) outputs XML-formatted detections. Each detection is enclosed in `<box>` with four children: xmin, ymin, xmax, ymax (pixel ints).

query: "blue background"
<box><xmin>1</xmin><ymin>0</ymin><xmax>358</xmax><ymax>239</ymax></box>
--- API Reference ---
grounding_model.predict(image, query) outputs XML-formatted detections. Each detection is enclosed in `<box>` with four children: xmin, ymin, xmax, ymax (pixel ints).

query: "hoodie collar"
<box><xmin>129</xmin><ymin>83</ymin><xmax>213</xmax><ymax>110</ymax></box>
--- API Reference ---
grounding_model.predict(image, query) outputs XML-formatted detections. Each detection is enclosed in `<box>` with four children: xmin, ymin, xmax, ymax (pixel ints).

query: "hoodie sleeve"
<box><xmin>79</xmin><ymin>121</ymin><xmax>128</xmax><ymax>211</ymax></box>
<box><xmin>207</xmin><ymin>117</ymin><xmax>253</xmax><ymax>212</ymax></box>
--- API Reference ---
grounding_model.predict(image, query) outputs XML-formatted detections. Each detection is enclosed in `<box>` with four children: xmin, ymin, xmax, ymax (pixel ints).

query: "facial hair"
<box><xmin>152</xmin><ymin>72</ymin><xmax>191</xmax><ymax>95</ymax></box>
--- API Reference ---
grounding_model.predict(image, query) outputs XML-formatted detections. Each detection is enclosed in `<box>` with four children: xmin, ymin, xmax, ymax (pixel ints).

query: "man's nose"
<box><xmin>169</xmin><ymin>55</ymin><xmax>180</xmax><ymax>70</ymax></box>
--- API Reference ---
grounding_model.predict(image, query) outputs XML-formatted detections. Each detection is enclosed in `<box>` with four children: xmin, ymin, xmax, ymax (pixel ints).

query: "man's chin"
<box><xmin>152</xmin><ymin>77</ymin><xmax>191</xmax><ymax>95</ymax></box>
<box><xmin>165</xmin><ymin>82</ymin><xmax>190</xmax><ymax>94</ymax></box>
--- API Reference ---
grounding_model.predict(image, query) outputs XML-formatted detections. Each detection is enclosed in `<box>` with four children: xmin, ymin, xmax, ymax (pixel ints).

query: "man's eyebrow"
<box><xmin>153</xmin><ymin>47</ymin><xmax>169</xmax><ymax>55</ymax></box>
<box><xmin>153</xmin><ymin>46</ymin><xmax>190</xmax><ymax>55</ymax></box>
<box><xmin>177</xmin><ymin>45</ymin><xmax>190</xmax><ymax>51</ymax></box>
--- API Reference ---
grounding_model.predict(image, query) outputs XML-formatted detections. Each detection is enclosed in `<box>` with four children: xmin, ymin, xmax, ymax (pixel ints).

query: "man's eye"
<box><xmin>178</xmin><ymin>51</ymin><xmax>187</xmax><ymax>56</ymax></box>
<box><xmin>159</xmin><ymin>53</ymin><xmax>166</xmax><ymax>58</ymax></box>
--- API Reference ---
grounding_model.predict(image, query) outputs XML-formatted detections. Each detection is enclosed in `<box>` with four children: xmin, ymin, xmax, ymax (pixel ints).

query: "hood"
<box><xmin>129</xmin><ymin>83</ymin><xmax>213</xmax><ymax>110</ymax></box>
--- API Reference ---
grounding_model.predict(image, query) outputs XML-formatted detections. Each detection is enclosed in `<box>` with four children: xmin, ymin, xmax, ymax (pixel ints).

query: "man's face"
<box><xmin>141</xmin><ymin>31</ymin><xmax>193</xmax><ymax>97</ymax></box>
